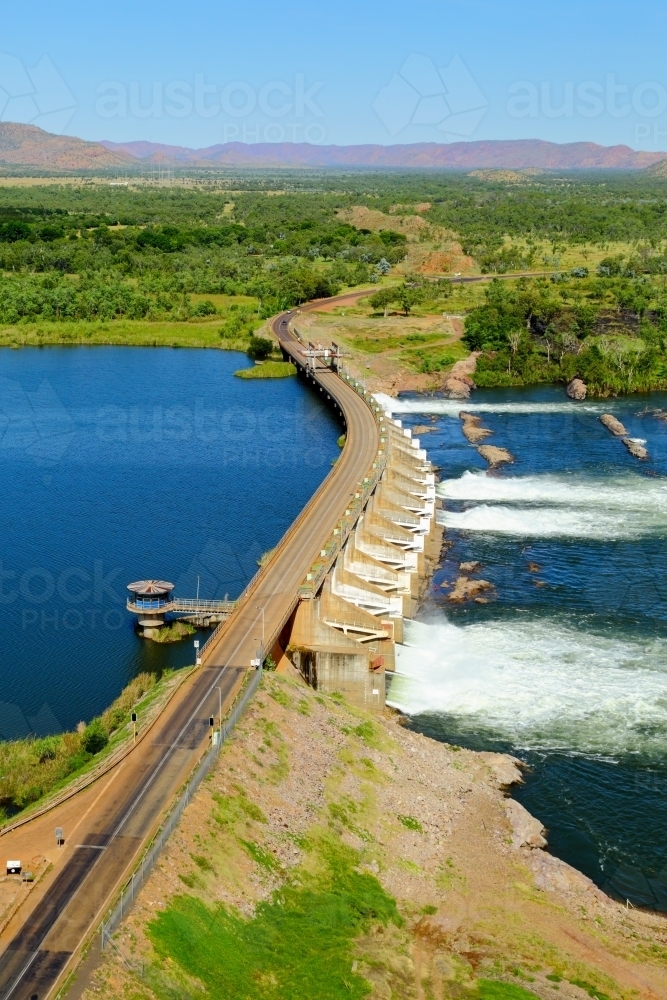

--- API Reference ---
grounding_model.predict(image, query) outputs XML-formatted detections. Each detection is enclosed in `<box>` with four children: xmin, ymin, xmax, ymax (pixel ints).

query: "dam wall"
<box><xmin>285</xmin><ymin>407</ymin><xmax>443</xmax><ymax>709</ymax></box>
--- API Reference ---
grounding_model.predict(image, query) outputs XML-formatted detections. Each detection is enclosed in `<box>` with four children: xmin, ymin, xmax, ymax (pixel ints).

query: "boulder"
<box><xmin>600</xmin><ymin>413</ymin><xmax>627</xmax><ymax>436</ymax></box>
<box><xmin>479</xmin><ymin>752</ymin><xmax>525</xmax><ymax>788</ymax></box>
<box><xmin>622</xmin><ymin>437</ymin><xmax>648</xmax><ymax>459</ymax></box>
<box><xmin>442</xmin><ymin>352</ymin><xmax>480</xmax><ymax>399</ymax></box>
<box><xmin>459</xmin><ymin>561</ymin><xmax>481</xmax><ymax>573</ymax></box>
<box><xmin>504</xmin><ymin>799</ymin><xmax>547</xmax><ymax>849</ymax></box>
<box><xmin>447</xmin><ymin>576</ymin><xmax>493</xmax><ymax>602</ymax></box>
<box><xmin>459</xmin><ymin>412</ymin><xmax>493</xmax><ymax>443</ymax></box>
<box><xmin>477</xmin><ymin>445</ymin><xmax>513</xmax><ymax>467</ymax></box>
<box><xmin>566</xmin><ymin>377</ymin><xmax>587</xmax><ymax>400</ymax></box>
<box><xmin>443</xmin><ymin>375</ymin><xmax>473</xmax><ymax>399</ymax></box>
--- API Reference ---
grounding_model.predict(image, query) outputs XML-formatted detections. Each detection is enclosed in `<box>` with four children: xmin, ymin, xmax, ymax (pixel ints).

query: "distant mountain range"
<box><xmin>99</xmin><ymin>137</ymin><xmax>667</xmax><ymax>171</ymax></box>
<box><xmin>1</xmin><ymin>123</ymin><xmax>667</xmax><ymax>172</ymax></box>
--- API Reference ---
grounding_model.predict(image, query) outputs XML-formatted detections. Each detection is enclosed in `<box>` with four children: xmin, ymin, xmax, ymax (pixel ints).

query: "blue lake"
<box><xmin>0</xmin><ymin>346</ymin><xmax>339</xmax><ymax>737</ymax></box>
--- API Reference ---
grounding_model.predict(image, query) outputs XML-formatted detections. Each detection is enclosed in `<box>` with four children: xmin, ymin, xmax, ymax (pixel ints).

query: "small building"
<box><xmin>127</xmin><ymin>580</ymin><xmax>174</xmax><ymax>638</ymax></box>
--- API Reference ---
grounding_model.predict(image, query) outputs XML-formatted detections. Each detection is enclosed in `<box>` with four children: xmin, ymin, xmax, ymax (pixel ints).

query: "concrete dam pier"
<box><xmin>283</xmin><ymin>411</ymin><xmax>442</xmax><ymax>710</ymax></box>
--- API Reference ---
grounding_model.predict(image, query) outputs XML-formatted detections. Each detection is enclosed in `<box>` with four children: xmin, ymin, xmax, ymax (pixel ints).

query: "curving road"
<box><xmin>0</xmin><ymin>295</ymin><xmax>380</xmax><ymax>1000</ymax></box>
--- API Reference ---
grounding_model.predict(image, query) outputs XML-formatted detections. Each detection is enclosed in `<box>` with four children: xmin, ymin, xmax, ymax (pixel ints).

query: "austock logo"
<box><xmin>0</xmin><ymin>52</ymin><xmax>76</xmax><ymax>132</ymax></box>
<box><xmin>0</xmin><ymin>376</ymin><xmax>75</xmax><ymax>468</ymax></box>
<box><xmin>374</xmin><ymin>52</ymin><xmax>488</xmax><ymax>138</ymax></box>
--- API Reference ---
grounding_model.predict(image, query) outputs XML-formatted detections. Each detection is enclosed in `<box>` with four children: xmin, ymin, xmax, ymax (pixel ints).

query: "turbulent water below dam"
<box><xmin>380</xmin><ymin>386</ymin><xmax>667</xmax><ymax>912</ymax></box>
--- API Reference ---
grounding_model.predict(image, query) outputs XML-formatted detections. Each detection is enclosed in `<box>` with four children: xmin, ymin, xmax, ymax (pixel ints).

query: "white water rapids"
<box><xmin>436</xmin><ymin>470</ymin><xmax>667</xmax><ymax>538</ymax></box>
<box><xmin>374</xmin><ymin>391</ymin><xmax>611</xmax><ymax>416</ymax></box>
<box><xmin>387</xmin><ymin>466</ymin><xmax>667</xmax><ymax>756</ymax></box>
<box><xmin>390</xmin><ymin>617</ymin><xmax>667</xmax><ymax>757</ymax></box>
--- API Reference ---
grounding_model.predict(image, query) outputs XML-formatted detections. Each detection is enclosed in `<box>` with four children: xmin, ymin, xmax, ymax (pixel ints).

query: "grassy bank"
<box><xmin>234</xmin><ymin>360</ymin><xmax>296</xmax><ymax>379</ymax></box>
<box><xmin>83</xmin><ymin>673</ymin><xmax>665</xmax><ymax>1000</ymax></box>
<box><xmin>0</xmin><ymin>317</ymin><xmax>253</xmax><ymax>350</ymax></box>
<box><xmin>0</xmin><ymin>667</ymin><xmax>191</xmax><ymax>823</ymax></box>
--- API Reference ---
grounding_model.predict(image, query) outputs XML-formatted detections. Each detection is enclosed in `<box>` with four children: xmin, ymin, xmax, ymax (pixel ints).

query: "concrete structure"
<box><xmin>126</xmin><ymin>580</ymin><xmax>174</xmax><ymax>637</ymax></box>
<box><xmin>126</xmin><ymin>588</ymin><xmax>236</xmax><ymax>638</ymax></box>
<box><xmin>282</xmin><ymin>347</ymin><xmax>443</xmax><ymax>709</ymax></box>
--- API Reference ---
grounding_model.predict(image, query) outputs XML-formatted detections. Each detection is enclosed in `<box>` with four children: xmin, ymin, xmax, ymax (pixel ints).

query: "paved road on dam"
<box><xmin>0</xmin><ymin>292</ymin><xmax>380</xmax><ymax>1000</ymax></box>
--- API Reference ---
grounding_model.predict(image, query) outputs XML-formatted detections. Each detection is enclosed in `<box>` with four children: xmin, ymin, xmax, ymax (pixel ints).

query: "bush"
<box><xmin>81</xmin><ymin>718</ymin><xmax>109</xmax><ymax>755</ymax></box>
<box><xmin>193</xmin><ymin>299</ymin><xmax>216</xmax><ymax>316</ymax></box>
<box><xmin>247</xmin><ymin>335</ymin><xmax>274</xmax><ymax>360</ymax></box>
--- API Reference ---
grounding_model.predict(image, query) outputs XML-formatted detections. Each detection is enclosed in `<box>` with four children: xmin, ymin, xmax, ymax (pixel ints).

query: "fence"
<box><xmin>100</xmin><ymin>666</ymin><xmax>263</xmax><ymax>952</ymax></box>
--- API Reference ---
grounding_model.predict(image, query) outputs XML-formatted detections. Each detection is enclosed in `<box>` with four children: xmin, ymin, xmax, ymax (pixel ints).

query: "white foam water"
<box><xmin>437</xmin><ymin>504</ymin><xmax>643</xmax><ymax>538</ymax></box>
<box><xmin>437</xmin><ymin>471</ymin><xmax>667</xmax><ymax>538</ymax></box>
<box><xmin>439</xmin><ymin>470</ymin><xmax>667</xmax><ymax>509</ymax></box>
<box><xmin>390</xmin><ymin>617</ymin><xmax>667</xmax><ymax>757</ymax></box>
<box><xmin>374</xmin><ymin>392</ymin><xmax>608</xmax><ymax>416</ymax></box>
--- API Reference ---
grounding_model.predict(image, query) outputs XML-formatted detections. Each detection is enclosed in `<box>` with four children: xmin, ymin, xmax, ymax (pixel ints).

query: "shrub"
<box><xmin>81</xmin><ymin>718</ymin><xmax>109</xmax><ymax>755</ymax></box>
<box><xmin>247</xmin><ymin>335</ymin><xmax>274</xmax><ymax>360</ymax></box>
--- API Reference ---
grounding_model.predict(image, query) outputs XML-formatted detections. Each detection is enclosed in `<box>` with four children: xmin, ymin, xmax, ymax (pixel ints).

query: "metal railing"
<box><xmin>127</xmin><ymin>598</ymin><xmax>236</xmax><ymax>614</ymax></box>
<box><xmin>100</xmin><ymin>666</ymin><xmax>263</xmax><ymax>952</ymax></box>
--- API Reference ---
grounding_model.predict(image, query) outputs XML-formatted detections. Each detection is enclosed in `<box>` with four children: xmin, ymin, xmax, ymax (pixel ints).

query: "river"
<box><xmin>0</xmin><ymin>346</ymin><xmax>339</xmax><ymax>737</ymax></box>
<box><xmin>380</xmin><ymin>386</ymin><xmax>667</xmax><ymax>912</ymax></box>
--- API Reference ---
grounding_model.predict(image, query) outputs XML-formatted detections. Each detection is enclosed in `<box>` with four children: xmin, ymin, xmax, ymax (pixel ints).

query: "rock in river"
<box><xmin>622</xmin><ymin>437</ymin><xmax>648</xmax><ymax>459</ymax></box>
<box><xmin>566</xmin><ymin>377</ymin><xmax>587</xmax><ymax>400</ymax></box>
<box><xmin>477</xmin><ymin>444</ymin><xmax>514</xmax><ymax>467</ymax></box>
<box><xmin>447</xmin><ymin>576</ymin><xmax>494</xmax><ymax>602</ymax></box>
<box><xmin>600</xmin><ymin>413</ymin><xmax>627</xmax><ymax>436</ymax></box>
<box><xmin>459</xmin><ymin>411</ymin><xmax>493</xmax><ymax>443</ymax></box>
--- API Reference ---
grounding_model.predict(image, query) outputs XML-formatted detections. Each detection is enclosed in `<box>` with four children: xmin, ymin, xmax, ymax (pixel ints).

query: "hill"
<box><xmin>99</xmin><ymin>136</ymin><xmax>667</xmax><ymax>170</ymax></box>
<box><xmin>0</xmin><ymin>123</ymin><xmax>133</xmax><ymax>171</ymax></box>
<box><xmin>645</xmin><ymin>158</ymin><xmax>667</xmax><ymax>177</ymax></box>
<box><xmin>1</xmin><ymin>123</ymin><xmax>666</xmax><ymax>172</ymax></box>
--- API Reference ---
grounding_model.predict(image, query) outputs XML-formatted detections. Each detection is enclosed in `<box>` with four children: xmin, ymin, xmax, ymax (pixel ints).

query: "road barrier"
<box><xmin>100</xmin><ymin>666</ymin><xmax>263</xmax><ymax>951</ymax></box>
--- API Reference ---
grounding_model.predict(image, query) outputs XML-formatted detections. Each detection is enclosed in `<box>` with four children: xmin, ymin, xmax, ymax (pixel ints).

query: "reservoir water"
<box><xmin>380</xmin><ymin>387</ymin><xmax>667</xmax><ymax>912</ymax></box>
<box><xmin>0</xmin><ymin>346</ymin><xmax>339</xmax><ymax>737</ymax></box>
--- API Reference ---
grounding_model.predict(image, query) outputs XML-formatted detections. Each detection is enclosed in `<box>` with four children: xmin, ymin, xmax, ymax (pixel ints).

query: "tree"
<box><xmin>397</xmin><ymin>285</ymin><xmax>421</xmax><ymax>316</ymax></box>
<box><xmin>247</xmin><ymin>335</ymin><xmax>274</xmax><ymax>360</ymax></box>
<box><xmin>369</xmin><ymin>287</ymin><xmax>395</xmax><ymax>317</ymax></box>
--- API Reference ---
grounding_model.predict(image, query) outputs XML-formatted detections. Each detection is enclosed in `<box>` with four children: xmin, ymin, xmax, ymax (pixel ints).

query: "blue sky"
<box><xmin>4</xmin><ymin>0</ymin><xmax>667</xmax><ymax>150</ymax></box>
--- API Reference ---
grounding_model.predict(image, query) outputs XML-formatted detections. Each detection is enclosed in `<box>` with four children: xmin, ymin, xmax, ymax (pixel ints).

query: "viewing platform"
<box><xmin>127</xmin><ymin>580</ymin><xmax>236</xmax><ymax>637</ymax></box>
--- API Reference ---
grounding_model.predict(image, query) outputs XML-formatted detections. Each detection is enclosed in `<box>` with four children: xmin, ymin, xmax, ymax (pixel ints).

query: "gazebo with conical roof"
<box><xmin>127</xmin><ymin>580</ymin><xmax>174</xmax><ymax>636</ymax></box>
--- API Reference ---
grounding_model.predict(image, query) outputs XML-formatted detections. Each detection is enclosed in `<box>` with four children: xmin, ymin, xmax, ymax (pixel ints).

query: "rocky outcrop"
<box><xmin>459</xmin><ymin>412</ymin><xmax>493</xmax><ymax>443</ymax></box>
<box><xmin>600</xmin><ymin>413</ymin><xmax>627</xmax><ymax>436</ymax></box>
<box><xmin>442</xmin><ymin>353</ymin><xmax>480</xmax><ymax>398</ymax></box>
<box><xmin>566</xmin><ymin>377</ymin><xmax>587</xmax><ymax>400</ymax></box>
<box><xmin>505</xmin><ymin>799</ymin><xmax>547</xmax><ymax>849</ymax></box>
<box><xmin>480</xmin><ymin>753</ymin><xmax>525</xmax><ymax>788</ymax></box>
<box><xmin>459</xmin><ymin>561</ymin><xmax>481</xmax><ymax>573</ymax></box>
<box><xmin>623</xmin><ymin>437</ymin><xmax>648</xmax><ymax>459</ymax></box>
<box><xmin>477</xmin><ymin>444</ymin><xmax>514</xmax><ymax>467</ymax></box>
<box><xmin>447</xmin><ymin>576</ymin><xmax>494</xmax><ymax>602</ymax></box>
